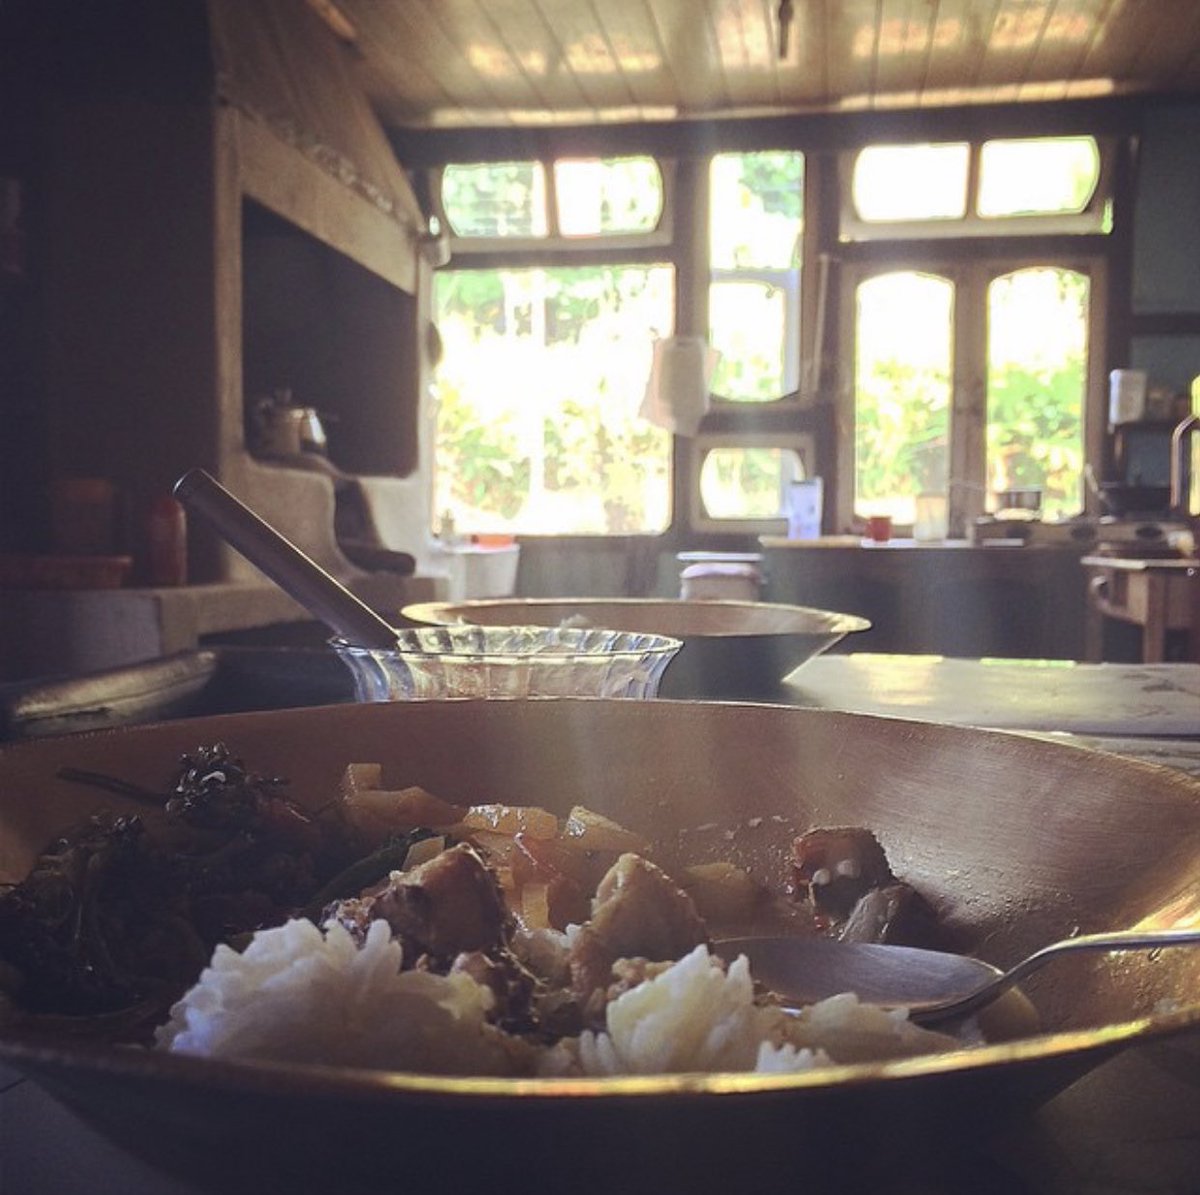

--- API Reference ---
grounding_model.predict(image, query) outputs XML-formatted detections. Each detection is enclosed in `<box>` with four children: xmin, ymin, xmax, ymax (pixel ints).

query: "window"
<box><xmin>843</xmin><ymin>260</ymin><xmax>1097</xmax><ymax>531</ymax></box>
<box><xmin>432</xmin><ymin>133</ymin><xmax>1113</xmax><ymax>545</ymax></box>
<box><xmin>836</xmin><ymin>134</ymin><xmax>1110</xmax><ymax>534</ymax></box>
<box><xmin>689</xmin><ymin>435</ymin><xmax>817</xmax><ymax>531</ymax></box>
<box><xmin>433</xmin><ymin>156</ymin><xmax>675</xmax><ymax>537</ymax></box>
<box><xmin>853</xmin><ymin>143</ymin><xmax>969</xmax><ymax>222</ymax></box>
<box><xmin>555</xmin><ymin>158</ymin><xmax>663</xmax><ymax>236</ymax></box>
<box><xmin>433</xmin><ymin>264</ymin><xmax>674</xmax><ymax>535</ymax></box>
<box><xmin>843</xmin><ymin>135</ymin><xmax>1109</xmax><ymax>239</ymax></box>
<box><xmin>708</xmin><ymin>151</ymin><xmax>804</xmax><ymax>402</ymax></box>
<box><xmin>442</xmin><ymin>162</ymin><xmax>548</xmax><ymax>239</ymax></box>
<box><xmin>440</xmin><ymin>157</ymin><xmax>664</xmax><ymax>241</ymax></box>
<box><xmin>977</xmin><ymin>137</ymin><xmax>1099</xmax><ymax>218</ymax></box>
<box><xmin>853</xmin><ymin>272</ymin><xmax>953</xmax><ymax>525</ymax></box>
<box><xmin>985</xmin><ymin>267</ymin><xmax>1089</xmax><ymax>517</ymax></box>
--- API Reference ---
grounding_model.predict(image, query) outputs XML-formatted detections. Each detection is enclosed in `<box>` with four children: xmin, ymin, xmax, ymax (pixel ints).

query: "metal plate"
<box><xmin>2</xmin><ymin>699</ymin><xmax>1199</xmax><ymax>1193</ymax></box>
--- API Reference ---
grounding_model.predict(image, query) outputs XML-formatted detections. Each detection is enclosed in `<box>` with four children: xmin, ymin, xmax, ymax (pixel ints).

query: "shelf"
<box><xmin>0</xmin><ymin>573</ymin><xmax>438</xmax><ymax>682</ymax></box>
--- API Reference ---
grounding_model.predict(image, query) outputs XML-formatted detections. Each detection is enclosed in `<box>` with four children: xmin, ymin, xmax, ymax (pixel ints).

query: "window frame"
<box><xmin>428</xmin><ymin>156</ymin><xmax>682</xmax><ymax>539</ymax></box>
<box><xmin>418</xmin><ymin>112</ymin><xmax>1131</xmax><ymax>548</ymax></box>
<box><xmin>835</xmin><ymin>250</ymin><xmax>1109</xmax><ymax>537</ymax></box>
<box><xmin>838</xmin><ymin>135</ymin><xmax>1115</xmax><ymax>242</ymax></box>
<box><xmin>687</xmin><ymin>432</ymin><xmax>819</xmax><ymax>534</ymax></box>
<box><xmin>432</xmin><ymin>159</ymin><xmax>676</xmax><ymax>256</ymax></box>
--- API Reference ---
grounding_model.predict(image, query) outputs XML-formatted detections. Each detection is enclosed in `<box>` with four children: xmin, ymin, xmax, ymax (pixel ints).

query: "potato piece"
<box><xmin>561</xmin><ymin>806</ymin><xmax>649</xmax><ymax>855</ymax></box>
<box><xmin>400</xmin><ymin>835</ymin><xmax>447</xmax><ymax>871</ymax></box>
<box><xmin>679</xmin><ymin>861</ymin><xmax>764</xmax><ymax>925</ymax></box>
<box><xmin>520</xmin><ymin>882</ymin><xmax>553</xmax><ymax>931</ymax></box>
<box><xmin>461</xmin><ymin>803</ymin><xmax>559</xmax><ymax>840</ymax></box>
<box><xmin>339</xmin><ymin>778</ymin><xmax>466</xmax><ymax>843</ymax></box>
<box><xmin>512</xmin><ymin>832</ymin><xmax>605</xmax><ymax>891</ymax></box>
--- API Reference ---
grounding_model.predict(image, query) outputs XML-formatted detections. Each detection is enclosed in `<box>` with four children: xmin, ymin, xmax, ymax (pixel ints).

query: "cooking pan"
<box><xmin>1</xmin><ymin>699</ymin><xmax>1199</xmax><ymax>1193</ymax></box>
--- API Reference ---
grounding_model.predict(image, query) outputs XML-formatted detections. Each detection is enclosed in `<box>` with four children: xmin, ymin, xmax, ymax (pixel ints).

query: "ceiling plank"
<box><xmin>475</xmin><ymin>0</ymin><xmax>596</xmax><ymax>120</ymax></box>
<box><xmin>773</xmin><ymin>0</ymin><xmax>833</xmax><ymax>108</ymax></box>
<box><xmin>705</xmin><ymin>0</ymin><xmax>776</xmax><ymax>110</ymax></box>
<box><xmin>824</xmin><ymin>0</ymin><xmax>885</xmax><ymax>107</ymax></box>
<box><xmin>1076</xmin><ymin>0</ymin><xmax>1169</xmax><ymax>89</ymax></box>
<box><xmin>592</xmin><ymin>0</ymin><xmax>682</xmax><ymax>116</ymax></box>
<box><xmin>871</xmin><ymin>0</ymin><xmax>940</xmax><ymax>104</ymax></box>
<box><xmin>975</xmin><ymin>0</ymin><xmax>1055</xmax><ymax>101</ymax></box>
<box><xmin>417</xmin><ymin>0</ymin><xmax>549</xmax><ymax>115</ymax></box>
<box><xmin>920</xmin><ymin>0</ymin><xmax>1001</xmax><ymax>104</ymax></box>
<box><xmin>336</xmin><ymin>1</ymin><xmax>465</xmax><ymax>124</ymax></box>
<box><xmin>1014</xmin><ymin>0</ymin><xmax>1111</xmax><ymax>102</ymax></box>
<box><xmin>1124</xmin><ymin>0</ymin><xmax>1200</xmax><ymax>86</ymax></box>
<box><xmin>644</xmin><ymin>0</ymin><xmax>732</xmax><ymax>113</ymax></box>
<box><xmin>529</xmin><ymin>0</ymin><xmax>641</xmax><ymax>117</ymax></box>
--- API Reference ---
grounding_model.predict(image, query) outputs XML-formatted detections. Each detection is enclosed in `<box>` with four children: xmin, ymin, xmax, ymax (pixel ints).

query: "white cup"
<box><xmin>1109</xmin><ymin>370</ymin><xmax>1147</xmax><ymax>426</ymax></box>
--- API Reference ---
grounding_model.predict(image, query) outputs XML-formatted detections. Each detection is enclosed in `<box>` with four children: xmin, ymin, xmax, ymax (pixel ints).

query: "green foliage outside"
<box><xmin>856</xmin><ymin>267</ymin><xmax>1087</xmax><ymax>524</ymax></box>
<box><xmin>434</xmin><ymin>151</ymin><xmax>1092</xmax><ymax>535</ymax></box>
<box><xmin>434</xmin><ymin>262</ymin><xmax>673</xmax><ymax>535</ymax></box>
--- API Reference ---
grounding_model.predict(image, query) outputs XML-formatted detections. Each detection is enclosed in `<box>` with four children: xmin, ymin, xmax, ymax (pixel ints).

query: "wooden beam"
<box><xmin>236</xmin><ymin>112</ymin><xmax>419</xmax><ymax>293</ymax></box>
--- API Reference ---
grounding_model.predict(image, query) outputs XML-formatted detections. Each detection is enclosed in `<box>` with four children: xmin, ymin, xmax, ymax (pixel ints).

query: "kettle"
<box><xmin>250</xmin><ymin>389</ymin><xmax>328</xmax><ymax>459</ymax></box>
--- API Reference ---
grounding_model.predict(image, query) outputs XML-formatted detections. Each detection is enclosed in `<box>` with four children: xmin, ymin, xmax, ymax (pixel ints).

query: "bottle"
<box><xmin>144</xmin><ymin>493</ymin><xmax>188</xmax><ymax>586</ymax></box>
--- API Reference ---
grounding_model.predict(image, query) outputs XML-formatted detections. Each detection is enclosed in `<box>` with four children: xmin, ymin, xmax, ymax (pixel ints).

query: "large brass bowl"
<box><xmin>401</xmin><ymin>597</ymin><xmax>870</xmax><ymax>698</ymax></box>
<box><xmin>2</xmin><ymin>699</ymin><xmax>1199</xmax><ymax>1193</ymax></box>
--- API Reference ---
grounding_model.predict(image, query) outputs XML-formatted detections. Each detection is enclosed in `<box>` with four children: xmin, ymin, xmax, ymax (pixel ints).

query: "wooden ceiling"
<box><xmin>315</xmin><ymin>0</ymin><xmax>1200</xmax><ymax>130</ymax></box>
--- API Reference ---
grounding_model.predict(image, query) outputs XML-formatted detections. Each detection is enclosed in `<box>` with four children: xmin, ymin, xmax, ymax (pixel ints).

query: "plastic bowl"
<box><xmin>400</xmin><ymin>598</ymin><xmax>871</xmax><ymax>700</ymax></box>
<box><xmin>332</xmin><ymin>624</ymin><xmax>682</xmax><ymax>701</ymax></box>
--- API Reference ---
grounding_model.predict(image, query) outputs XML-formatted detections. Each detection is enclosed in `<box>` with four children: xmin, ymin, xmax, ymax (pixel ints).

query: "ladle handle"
<box><xmin>173</xmin><ymin>468</ymin><xmax>399</xmax><ymax>650</ymax></box>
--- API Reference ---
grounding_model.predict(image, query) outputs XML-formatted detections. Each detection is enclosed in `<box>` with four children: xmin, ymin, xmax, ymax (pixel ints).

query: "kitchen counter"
<box><xmin>759</xmin><ymin>537</ymin><xmax>1089</xmax><ymax>659</ymax></box>
<box><xmin>2</xmin><ymin>654</ymin><xmax>1199</xmax><ymax>1193</ymax></box>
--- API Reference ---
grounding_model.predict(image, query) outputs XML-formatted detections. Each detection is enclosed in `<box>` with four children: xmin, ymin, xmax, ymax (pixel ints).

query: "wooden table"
<box><xmin>1081</xmin><ymin>554</ymin><xmax>1199</xmax><ymax>662</ymax></box>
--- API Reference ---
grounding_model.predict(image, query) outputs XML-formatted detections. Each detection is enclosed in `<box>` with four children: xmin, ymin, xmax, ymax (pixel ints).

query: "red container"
<box><xmin>144</xmin><ymin>494</ymin><xmax>188</xmax><ymax>587</ymax></box>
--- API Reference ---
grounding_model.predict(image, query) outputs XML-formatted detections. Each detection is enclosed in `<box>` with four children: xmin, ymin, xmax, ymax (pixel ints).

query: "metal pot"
<box><xmin>250</xmin><ymin>391</ymin><xmax>328</xmax><ymax>458</ymax></box>
<box><xmin>992</xmin><ymin>487</ymin><xmax>1042</xmax><ymax>514</ymax></box>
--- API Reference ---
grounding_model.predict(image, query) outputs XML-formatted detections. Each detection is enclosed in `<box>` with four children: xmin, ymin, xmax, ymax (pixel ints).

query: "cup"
<box><xmin>1109</xmin><ymin>370</ymin><xmax>1147</xmax><ymax>426</ymax></box>
<box><xmin>865</xmin><ymin>515</ymin><xmax>892</xmax><ymax>543</ymax></box>
<box><xmin>913</xmin><ymin>493</ymin><xmax>948</xmax><ymax>541</ymax></box>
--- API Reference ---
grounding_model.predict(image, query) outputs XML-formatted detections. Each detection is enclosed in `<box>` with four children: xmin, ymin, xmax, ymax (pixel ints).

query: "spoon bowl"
<box><xmin>715</xmin><ymin>927</ymin><xmax>1200</xmax><ymax>1027</ymax></box>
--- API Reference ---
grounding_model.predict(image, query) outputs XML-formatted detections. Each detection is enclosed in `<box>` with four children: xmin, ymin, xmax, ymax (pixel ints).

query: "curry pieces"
<box><xmin>0</xmin><ymin>746</ymin><xmax>940</xmax><ymax>1041</ymax></box>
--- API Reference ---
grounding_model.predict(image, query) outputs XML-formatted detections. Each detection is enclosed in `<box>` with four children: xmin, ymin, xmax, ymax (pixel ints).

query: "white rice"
<box><xmin>155</xmin><ymin>919</ymin><xmax>524</xmax><ymax>1076</ymax></box>
<box><xmin>157</xmin><ymin>924</ymin><xmax>957</xmax><ymax>1077</ymax></box>
<box><xmin>540</xmin><ymin>944</ymin><xmax>821</xmax><ymax>1077</ymax></box>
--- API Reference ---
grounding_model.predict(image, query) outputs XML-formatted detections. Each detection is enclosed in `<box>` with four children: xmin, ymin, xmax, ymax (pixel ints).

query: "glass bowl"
<box><xmin>332</xmin><ymin>624</ymin><xmax>682</xmax><ymax>700</ymax></box>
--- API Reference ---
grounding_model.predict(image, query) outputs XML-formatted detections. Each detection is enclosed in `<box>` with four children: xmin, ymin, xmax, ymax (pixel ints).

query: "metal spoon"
<box><xmin>173</xmin><ymin>468</ymin><xmax>400</xmax><ymax>650</ymax></box>
<box><xmin>714</xmin><ymin>927</ymin><xmax>1200</xmax><ymax>1026</ymax></box>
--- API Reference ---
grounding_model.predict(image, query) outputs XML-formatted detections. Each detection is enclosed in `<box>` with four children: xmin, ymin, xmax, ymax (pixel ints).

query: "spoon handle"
<box><xmin>913</xmin><ymin>926</ymin><xmax>1200</xmax><ymax>1025</ymax></box>
<box><xmin>173</xmin><ymin>468</ymin><xmax>399</xmax><ymax>650</ymax></box>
